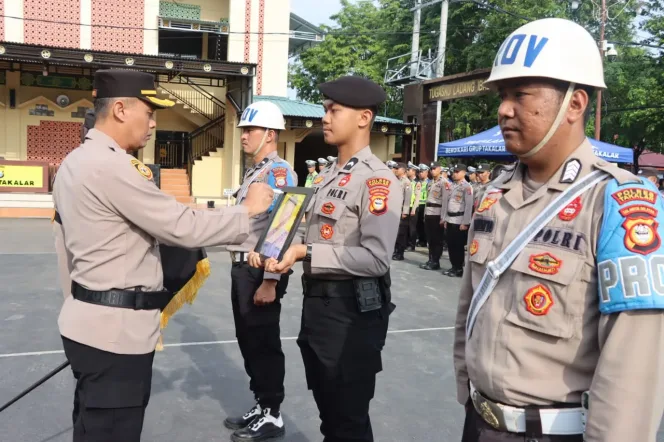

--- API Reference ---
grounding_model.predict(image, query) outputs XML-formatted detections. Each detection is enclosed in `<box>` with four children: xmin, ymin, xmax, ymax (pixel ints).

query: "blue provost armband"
<box><xmin>597</xmin><ymin>178</ymin><xmax>664</xmax><ymax>314</ymax></box>
<box><xmin>266</xmin><ymin>161</ymin><xmax>296</xmax><ymax>212</ymax></box>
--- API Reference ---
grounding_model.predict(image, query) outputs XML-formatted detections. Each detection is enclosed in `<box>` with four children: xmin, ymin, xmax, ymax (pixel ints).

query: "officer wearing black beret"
<box><xmin>52</xmin><ymin>69</ymin><xmax>275</xmax><ymax>442</ymax></box>
<box><xmin>254</xmin><ymin>76</ymin><xmax>399</xmax><ymax>442</ymax></box>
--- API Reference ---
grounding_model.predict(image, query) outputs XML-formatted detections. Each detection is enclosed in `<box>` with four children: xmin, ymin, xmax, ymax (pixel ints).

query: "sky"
<box><xmin>291</xmin><ymin>0</ymin><xmax>343</xmax><ymax>27</ymax></box>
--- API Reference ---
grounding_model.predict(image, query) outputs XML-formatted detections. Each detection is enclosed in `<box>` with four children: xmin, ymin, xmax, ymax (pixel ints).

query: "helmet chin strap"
<box><xmin>519</xmin><ymin>82</ymin><xmax>576</xmax><ymax>159</ymax></box>
<box><xmin>251</xmin><ymin>129</ymin><xmax>270</xmax><ymax>158</ymax></box>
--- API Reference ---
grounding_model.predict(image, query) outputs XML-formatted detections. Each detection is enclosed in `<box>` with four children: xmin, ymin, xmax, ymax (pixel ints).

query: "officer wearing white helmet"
<box><xmin>304</xmin><ymin>159</ymin><xmax>318</xmax><ymax>188</ymax></box>
<box><xmin>317</xmin><ymin>157</ymin><xmax>329</xmax><ymax>172</ymax></box>
<box><xmin>454</xmin><ymin>18</ymin><xmax>664</xmax><ymax>442</ymax></box>
<box><xmin>225</xmin><ymin>100</ymin><xmax>297</xmax><ymax>441</ymax></box>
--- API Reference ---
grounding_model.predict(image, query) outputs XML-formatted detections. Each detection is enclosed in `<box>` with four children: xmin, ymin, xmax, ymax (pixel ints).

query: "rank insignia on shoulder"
<box><xmin>524</xmin><ymin>284</ymin><xmax>554</xmax><ymax>316</ymax></box>
<box><xmin>560</xmin><ymin>159</ymin><xmax>581</xmax><ymax>184</ymax></box>
<box><xmin>338</xmin><ymin>175</ymin><xmax>351</xmax><ymax>187</ymax></box>
<box><xmin>343</xmin><ymin>157</ymin><xmax>358</xmax><ymax>171</ymax></box>
<box><xmin>271</xmin><ymin>167</ymin><xmax>288</xmax><ymax>188</ymax></box>
<box><xmin>470</xmin><ymin>240</ymin><xmax>479</xmax><ymax>256</ymax></box>
<box><xmin>558</xmin><ymin>196</ymin><xmax>582</xmax><ymax>222</ymax></box>
<box><xmin>130</xmin><ymin>159</ymin><xmax>153</xmax><ymax>180</ymax></box>
<box><xmin>528</xmin><ymin>252</ymin><xmax>562</xmax><ymax>275</ymax></box>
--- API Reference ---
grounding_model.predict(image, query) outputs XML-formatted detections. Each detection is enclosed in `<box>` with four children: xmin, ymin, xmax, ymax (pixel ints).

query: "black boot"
<box><xmin>420</xmin><ymin>254</ymin><xmax>433</xmax><ymax>269</ymax></box>
<box><xmin>423</xmin><ymin>261</ymin><xmax>440</xmax><ymax>270</ymax></box>
<box><xmin>231</xmin><ymin>407</ymin><xmax>285</xmax><ymax>442</ymax></box>
<box><xmin>224</xmin><ymin>403</ymin><xmax>263</xmax><ymax>431</ymax></box>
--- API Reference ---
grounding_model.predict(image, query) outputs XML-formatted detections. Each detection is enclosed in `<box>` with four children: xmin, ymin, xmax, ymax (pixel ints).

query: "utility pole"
<box><xmin>594</xmin><ymin>0</ymin><xmax>606</xmax><ymax>140</ymax></box>
<box><xmin>410</xmin><ymin>0</ymin><xmax>422</xmax><ymax>77</ymax></box>
<box><xmin>433</xmin><ymin>0</ymin><xmax>449</xmax><ymax>162</ymax></box>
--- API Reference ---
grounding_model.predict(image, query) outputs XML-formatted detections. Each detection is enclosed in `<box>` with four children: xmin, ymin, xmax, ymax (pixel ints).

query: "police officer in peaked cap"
<box><xmin>52</xmin><ymin>69</ymin><xmax>275</xmax><ymax>442</ymax></box>
<box><xmin>251</xmin><ymin>75</ymin><xmax>400</xmax><ymax>442</ymax></box>
<box><xmin>455</xmin><ymin>18</ymin><xmax>664</xmax><ymax>442</ymax></box>
<box><xmin>416</xmin><ymin>163</ymin><xmax>430</xmax><ymax>247</ymax></box>
<box><xmin>305</xmin><ymin>159</ymin><xmax>318</xmax><ymax>188</ymax></box>
<box><xmin>407</xmin><ymin>162</ymin><xmax>422</xmax><ymax>250</ymax></box>
<box><xmin>317</xmin><ymin>157</ymin><xmax>329</xmax><ymax>172</ymax></box>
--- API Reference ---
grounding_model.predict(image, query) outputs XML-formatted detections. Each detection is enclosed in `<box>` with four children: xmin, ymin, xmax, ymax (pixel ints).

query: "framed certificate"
<box><xmin>254</xmin><ymin>186</ymin><xmax>314</xmax><ymax>261</ymax></box>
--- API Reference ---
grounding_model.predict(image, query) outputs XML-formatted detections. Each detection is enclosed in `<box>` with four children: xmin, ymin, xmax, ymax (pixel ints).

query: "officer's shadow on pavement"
<box><xmin>151</xmin><ymin>313</ymin><xmax>310</xmax><ymax>442</ymax></box>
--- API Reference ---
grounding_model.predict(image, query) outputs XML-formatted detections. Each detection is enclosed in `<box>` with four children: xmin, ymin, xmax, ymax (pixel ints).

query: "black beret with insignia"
<box><xmin>318</xmin><ymin>76</ymin><xmax>387</xmax><ymax>109</ymax></box>
<box><xmin>93</xmin><ymin>69</ymin><xmax>175</xmax><ymax>109</ymax></box>
<box><xmin>452</xmin><ymin>163</ymin><xmax>468</xmax><ymax>172</ymax></box>
<box><xmin>476</xmin><ymin>163</ymin><xmax>491</xmax><ymax>172</ymax></box>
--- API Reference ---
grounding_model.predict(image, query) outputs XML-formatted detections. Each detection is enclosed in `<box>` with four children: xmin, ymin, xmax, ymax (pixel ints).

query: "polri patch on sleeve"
<box><xmin>597</xmin><ymin>178</ymin><xmax>664</xmax><ymax>315</ymax></box>
<box><xmin>130</xmin><ymin>159</ymin><xmax>153</xmax><ymax>180</ymax></box>
<box><xmin>271</xmin><ymin>167</ymin><xmax>288</xmax><ymax>188</ymax></box>
<box><xmin>366</xmin><ymin>177</ymin><xmax>391</xmax><ymax>216</ymax></box>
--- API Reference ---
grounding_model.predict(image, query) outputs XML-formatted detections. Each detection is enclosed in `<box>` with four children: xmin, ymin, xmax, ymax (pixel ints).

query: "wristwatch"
<box><xmin>303</xmin><ymin>243</ymin><xmax>313</xmax><ymax>262</ymax></box>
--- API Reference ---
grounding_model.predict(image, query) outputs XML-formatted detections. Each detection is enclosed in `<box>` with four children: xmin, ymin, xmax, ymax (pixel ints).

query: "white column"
<box><xmin>80</xmin><ymin>0</ymin><xmax>92</xmax><ymax>49</ymax></box>
<box><xmin>143</xmin><ymin>0</ymin><xmax>160</xmax><ymax>55</ymax></box>
<box><xmin>5</xmin><ymin>0</ymin><xmax>24</xmax><ymax>43</ymax></box>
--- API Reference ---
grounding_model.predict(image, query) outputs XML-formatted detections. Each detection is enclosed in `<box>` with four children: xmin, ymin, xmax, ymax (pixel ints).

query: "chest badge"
<box><xmin>528</xmin><ymin>252</ymin><xmax>562</xmax><ymax>275</ymax></box>
<box><xmin>313</xmin><ymin>175</ymin><xmax>325</xmax><ymax>185</ymax></box>
<box><xmin>469</xmin><ymin>240</ymin><xmax>479</xmax><ymax>256</ymax></box>
<box><xmin>338</xmin><ymin>175</ymin><xmax>351</xmax><ymax>187</ymax></box>
<box><xmin>524</xmin><ymin>285</ymin><xmax>554</xmax><ymax>316</ymax></box>
<box><xmin>320</xmin><ymin>224</ymin><xmax>334</xmax><ymax>240</ymax></box>
<box><xmin>321</xmin><ymin>202</ymin><xmax>336</xmax><ymax>215</ymax></box>
<box><xmin>476</xmin><ymin>197</ymin><xmax>498</xmax><ymax>213</ymax></box>
<box><xmin>558</xmin><ymin>197</ymin><xmax>582</xmax><ymax>222</ymax></box>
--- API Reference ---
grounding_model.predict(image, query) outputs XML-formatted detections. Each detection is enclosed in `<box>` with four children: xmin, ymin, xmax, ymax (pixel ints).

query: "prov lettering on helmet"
<box><xmin>241</xmin><ymin>107</ymin><xmax>259</xmax><ymax>123</ymax></box>
<box><xmin>597</xmin><ymin>179</ymin><xmax>664</xmax><ymax>314</ymax></box>
<box><xmin>494</xmin><ymin>34</ymin><xmax>549</xmax><ymax>68</ymax></box>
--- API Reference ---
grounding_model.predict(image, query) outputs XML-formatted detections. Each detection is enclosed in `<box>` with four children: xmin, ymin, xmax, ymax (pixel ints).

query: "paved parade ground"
<box><xmin>0</xmin><ymin>219</ymin><xmax>663</xmax><ymax>442</ymax></box>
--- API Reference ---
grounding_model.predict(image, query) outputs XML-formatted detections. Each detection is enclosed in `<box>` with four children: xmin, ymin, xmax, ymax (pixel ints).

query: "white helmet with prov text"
<box><xmin>484</xmin><ymin>17</ymin><xmax>607</xmax><ymax>90</ymax></box>
<box><xmin>237</xmin><ymin>101</ymin><xmax>286</xmax><ymax>130</ymax></box>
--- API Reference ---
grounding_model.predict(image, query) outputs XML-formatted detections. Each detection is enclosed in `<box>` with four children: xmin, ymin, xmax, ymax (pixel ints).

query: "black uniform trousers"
<box><xmin>462</xmin><ymin>404</ymin><xmax>583</xmax><ymax>442</ymax></box>
<box><xmin>446</xmin><ymin>223</ymin><xmax>468</xmax><ymax>269</ymax></box>
<box><xmin>395</xmin><ymin>215</ymin><xmax>409</xmax><ymax>255</ymax></box>
<box><xmin>424</xmin><ymin>215</ymin><xmax>445</xmax><ymax>263</ymax></box>
<box><xmin>62</xmin><ymin>336</ymin><xmax>154</xmax><ymax>442</ymax></box>
<box><xmin>231</xmin><ymin>262</ymin><xmax>290</xmax><ymax>410</ymax></box>
<box><xmin>416</xmin><ymin>205</ymin><xmax>427</xmax><ymax>245</ymax></box>
<box><xmin>408</xmin><ymin>209</ymin><xmax>418</xmax><ymax>248</ymax></box>
<box><xmin>297</xmin><ymin>285</ymin><xmax>391</xmax><ymax>442</ymax></box>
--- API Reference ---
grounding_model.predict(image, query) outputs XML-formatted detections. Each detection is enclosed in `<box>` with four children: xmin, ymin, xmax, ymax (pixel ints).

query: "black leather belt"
<box><xmin>302</xmin><ymin>276</ymin><xmax>356</xmax><ymax>298</ymax></box>
<box><xmin>447</xmin><ymin>211</ymin><xmax>464</xmax><ymax>217</ymax></box>
<box><xmin>426</xmin><ymin>203</ymin><xmax>442</xmax><ymax>208</ymax></box>
<box><xmin>71</xmin><ymin>281</ymin><xmax>174</xmax><ymax>311</ymax></box>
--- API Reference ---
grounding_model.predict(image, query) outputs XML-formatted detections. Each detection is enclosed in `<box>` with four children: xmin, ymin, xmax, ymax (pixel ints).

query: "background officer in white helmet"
<box><xmin>304</xmin><ymin>159</ymin><xmax>318</xmax><ymax>187</ymax></box>
<box><xmin>317</xmin><ymin>157</ymin><xmax>329</xmax><ymax>172</ymax></box>
<box><xmin>454</xmin><ymin>18</ymin><xmax>664</xmax><ymax>442</ymax></box>
<box><xmin>224</xmin><ymin>101</ymin><xmax>297</xmax><ymax>442</ymax></box>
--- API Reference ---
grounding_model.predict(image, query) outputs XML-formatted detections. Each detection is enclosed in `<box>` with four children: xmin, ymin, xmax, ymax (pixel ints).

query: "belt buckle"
<box><xmin>471</xmin><ymin>390</ymin><xmax>506</xmax><ymax>431</ymax></box>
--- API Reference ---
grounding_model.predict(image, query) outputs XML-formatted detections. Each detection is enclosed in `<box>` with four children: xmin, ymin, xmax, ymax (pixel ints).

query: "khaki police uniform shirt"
<box><xmin>473</xmin><ymin>181</ymin><xmax>490</xmax><ymax>210</ymax></box>
<box><xmin>53</xmin><ymin>129</ymin><xmax>250</xmax><ymax>355</ymax></box>
<box><xmin>399</xmin><ymin>175</ymin><xmax>412</xmax><ymax>216</ymax></box>
<box><xmin>302</xmin><ymin>146</ymin><xmax>402</xmax><ymax>278</ymax></box>
<box><xmin>424</xmin><ymin>176</ymin><xmax>447</xmax><ymax>216</ymax></box>
<box><xmin>442</xmin><ymin>180</ymin><xmax>473</xmax><ymax>225</ymax></box>
<box><xmin>227</xmin><ymin>151</ymin><xmax>297</xmax><ymax>280</ymax></box>
<box><xmin>453</xmin><ymin>140</ymin><xmax>664</xmax><ymax>442</ymax></box>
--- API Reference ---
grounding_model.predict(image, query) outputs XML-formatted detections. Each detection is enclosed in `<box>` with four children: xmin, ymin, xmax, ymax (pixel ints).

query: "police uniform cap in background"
<box><xmin>442</xmin><ymin>167</ymin><xmax>449</xmax><ymax>173</ymax></box>
<box><xmin>306</xmin><ymin>160</ymin><xmax>317</xmax><ymax>167</ymax></box>
<box><xmin>93</xmin><ymin>69</ymin><xmax>175</xmax><ymax>109</ymax></box>
<box><xmin>638</xmin><ymin>168</ymin><xmax>659</xmax><ymax>178</ymax></box>
<box><xmin>327</xmin><ymin>156</ymin><xmax>337</xmax><ymax>163</ymax></box>
<box><xmin>407</xmin><ymin>161</ymin><xmax>420</xmax><ymax>171</ymax></box>
<box><xmin>318</xmin><ymin>157</ymin><xmax>329</xmax><ymax>165</ymax></box>
<box><xmin>386</xmin><ymin>160</ymin><xmax>398</xmax><ymax>169</ymax></box>
<box><xmin>418</xmin><ymin>163</ymin><xmax>430</xmax><ymax>171</ymax></box>
<box><xmin>430</xmin><ymin>162</ymin><xmax>441</xmax><ymax>169</ymax></box>
<box><xmin>318</xmin><ymin>76</ymin><xmax>387</xmax><ymax>109</ymax></box>
<box><xmin>452</xmin><ymin>163</ymin><xmax>468</xmax><ymax>172</ymax></box>
<box><xmin>467</xmin><ymin>166</ymin><xmax>477</xmax><ymax>174</ymax></box>
<box><xmin>476</xmin><ymin>163</ymin><xmax>491</xmax><ymax>173</ymax></box>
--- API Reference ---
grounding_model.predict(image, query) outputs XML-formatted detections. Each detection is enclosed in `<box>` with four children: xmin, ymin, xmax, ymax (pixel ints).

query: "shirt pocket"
<box><xmin>504</xmin><ymin>246</ymin><xmax>583</xmax><ymax>339</ymax></box>
<box><xmin>313</xmin><ymin>198</ymin><xmax>349</xmax><ymax>244</ymax></box>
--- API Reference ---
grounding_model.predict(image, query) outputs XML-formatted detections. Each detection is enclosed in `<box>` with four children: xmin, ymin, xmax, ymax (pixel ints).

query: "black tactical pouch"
<box><xmin>353</xmin><ymin>278</ymin><xmax>383</xmax><ymax>312</ymax></box>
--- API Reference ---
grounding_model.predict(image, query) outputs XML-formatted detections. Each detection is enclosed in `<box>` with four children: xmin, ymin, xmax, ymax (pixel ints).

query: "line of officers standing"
<box><xmin>381</xmin><ymin>160</ymin><xmax>494</xmax><ymax>276</ymax></box>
